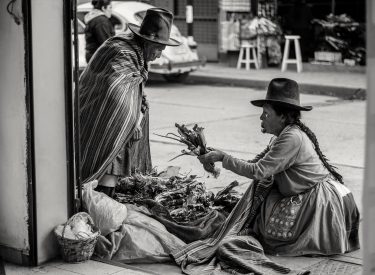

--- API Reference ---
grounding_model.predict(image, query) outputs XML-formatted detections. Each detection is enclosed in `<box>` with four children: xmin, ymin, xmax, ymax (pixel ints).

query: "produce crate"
<box><xmin>314</xmin><ymin>51</ymin><xmax>342</xmax><ymax>63</ymax></box>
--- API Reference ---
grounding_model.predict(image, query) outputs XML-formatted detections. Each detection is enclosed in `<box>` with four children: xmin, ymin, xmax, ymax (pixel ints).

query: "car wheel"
<box><xmin>163</xmin><ymin>72</ymin><xmax>190</xmax><ymax>83</ymax></box>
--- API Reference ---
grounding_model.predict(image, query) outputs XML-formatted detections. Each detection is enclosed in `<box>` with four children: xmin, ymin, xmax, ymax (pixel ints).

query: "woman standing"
<box><xmin>79</xmin><ymin>8</ymin><xmax>180</xmax><ymax>197</ymax></box>
<box><xmin>84</xmin><ymin>0</ymin><xmax>115</xmax><ymax>63</ymax></box>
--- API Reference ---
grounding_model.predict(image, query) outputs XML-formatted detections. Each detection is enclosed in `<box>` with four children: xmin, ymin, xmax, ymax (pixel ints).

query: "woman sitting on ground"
<box><xmin>198</xmin><ymin>78</ymin><xmax>360</xmax><ymax>256</ymax></box>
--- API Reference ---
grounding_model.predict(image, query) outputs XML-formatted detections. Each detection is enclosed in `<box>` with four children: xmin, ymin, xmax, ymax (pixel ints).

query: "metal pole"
<box><xmin>22</xmin><ymin>0</ymin><xmax>38</xmax><ymax>266</ymax></box>
<box><xmin>186</xmin><ymin>0</ymin><xmax>197</xmax><ymax>49</ymax></box>
<box><xmin>331</xmin><ymin>0</ymin><xmax>336</xmax><ymax>15</ymax></box>
<box><xmin>64</xmin><ymin>0</ymin><xmax>76</xmax><ymax>217</ymax></box>
<box><xmin>72</xmin><ymin>0</ymin><xmax>82</xmax><ymax>213</ymax></box>
<box><xmin>251</xmin><ymin>0</ymin><xmax>258</xmax><ymax>17</ymax></box>
<box><xmin>363</xmin><ymin>0</ymin><xmax>375</xmax><ymax>273</ymax></box>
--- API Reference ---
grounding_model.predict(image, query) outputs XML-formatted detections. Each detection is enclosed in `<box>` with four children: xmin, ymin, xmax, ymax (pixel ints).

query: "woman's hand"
<box><xmin>198</xmin><ymin>149</ymin><xmax>226</xmax><ymax>164</ymax></box>
<box><xmin>132</xmin><ymin>125</ymin><xmax>143</xmax><ymax>141</ymax></box>
<box><xmin>141</xmin><ymin>95</ymin><xmax>149</xmax><ymax>113</ymax></box>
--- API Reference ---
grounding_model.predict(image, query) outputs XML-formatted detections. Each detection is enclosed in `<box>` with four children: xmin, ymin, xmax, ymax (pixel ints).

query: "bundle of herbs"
<box><xmin>155</xmin><ymin>123</ymin><xmax>221</xmax><ymax>178</ymax></box>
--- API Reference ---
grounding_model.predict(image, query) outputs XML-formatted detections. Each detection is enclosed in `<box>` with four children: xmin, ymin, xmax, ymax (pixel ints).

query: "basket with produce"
<box><xmin>54</xmin><ymin>212</ymin><xmax>100</xmax><ymax>263</ymax></box>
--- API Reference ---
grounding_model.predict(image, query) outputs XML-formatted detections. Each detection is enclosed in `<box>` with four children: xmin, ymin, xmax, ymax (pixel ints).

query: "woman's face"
<box><xmin>260</xmin><ymin>103</ymin><xmax>285</xmax><ymax>136</ymax></box>
<box><xmin>102</xmin><ymin>4</ymin><xmax>112</xmax><ymax>18</ymax></box>
<box><xmin>143</xmin><ymin>41</ymin><xmax>166</xmax><ymax>62</ymax></box>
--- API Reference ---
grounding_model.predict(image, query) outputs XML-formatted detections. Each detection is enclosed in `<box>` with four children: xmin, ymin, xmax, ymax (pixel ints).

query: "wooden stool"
<box><xmin>281</xmin><ymin>35</ymin><xmax>303</xmax><ymax>73</ymax></box>
<box><xmin>237</xmin><ymin>41</ymin><xmax>259</xmax><ymax>70</ymax></box>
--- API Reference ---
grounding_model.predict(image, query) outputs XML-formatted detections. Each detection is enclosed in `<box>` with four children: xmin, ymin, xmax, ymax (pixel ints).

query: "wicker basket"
<box><xmin>54</xmin><ymin>212</ymin><xmax>100</xmax><ymax>263</ymax></box>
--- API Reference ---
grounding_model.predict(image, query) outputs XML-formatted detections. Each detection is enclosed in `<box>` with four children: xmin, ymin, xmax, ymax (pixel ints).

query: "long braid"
<box><xmin>295</xmin><ymin>120</ymin><xmax>344</xmax><ymax>184</ymax></box>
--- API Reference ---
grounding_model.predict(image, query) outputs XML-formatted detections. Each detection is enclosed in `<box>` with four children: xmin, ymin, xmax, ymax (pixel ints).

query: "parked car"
<box><xmin>76</xmin><ymin>1</ymin><xmax>204</xmax><ymax>81</ymax></box>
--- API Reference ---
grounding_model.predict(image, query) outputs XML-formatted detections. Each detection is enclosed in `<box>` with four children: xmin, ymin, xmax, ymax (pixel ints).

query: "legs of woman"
<box><xmin>95</xmin><ymin>174</ymin><xmax>117</xmax><ymax>197</ymax></box>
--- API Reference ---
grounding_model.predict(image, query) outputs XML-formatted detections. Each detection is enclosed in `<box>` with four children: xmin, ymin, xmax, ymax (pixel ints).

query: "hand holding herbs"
<box><xmin>155</xmin><ymin>123</ymin><xmax>221</xmax><ymax>178</ymax></box>
<box><xmin>197</xmin><ymin>149</ymin><xmax>226</xmax><ymax>164</ymax></box>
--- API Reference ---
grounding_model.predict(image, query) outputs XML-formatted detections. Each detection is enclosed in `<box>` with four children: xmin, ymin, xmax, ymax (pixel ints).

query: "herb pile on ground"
<box><xmin>114</xmin><ymin>168</ymin><xmax>242</xmax><ymax>224</ymax></box>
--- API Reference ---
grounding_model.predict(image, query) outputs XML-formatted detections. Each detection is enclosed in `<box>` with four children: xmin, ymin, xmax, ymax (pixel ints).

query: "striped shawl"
<box><xmin>79</xmin><ymin>33</ymin><xmax>148</xmax><ymax>183</ymax></box>
<box><xmin>172</xmin><ymin>179</ymin><xmax>309</xmax><ymax>274</ymax></box>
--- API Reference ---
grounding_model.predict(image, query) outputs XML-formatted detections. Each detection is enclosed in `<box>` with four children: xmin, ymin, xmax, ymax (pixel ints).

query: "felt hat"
<box><xmin>251</xmin><ymin>78</ymin><xmax>312</xmax><ymax>111</ymax></box>
<box><xmin>128</xmin><ymin>8</ymin><xmax>181</xmax><ymax>46</ymax></box>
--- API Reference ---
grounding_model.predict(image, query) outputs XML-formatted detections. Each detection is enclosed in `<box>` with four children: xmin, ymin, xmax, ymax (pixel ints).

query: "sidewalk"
<box><xmin>187</xmin><ymin>62</ymin><xmax>366</xmax><ymax>99</ymax></box>
<box><xmin>3</xmin><ymin>64</ymin><xmax>365</xmax><ymax>275</ymax></box>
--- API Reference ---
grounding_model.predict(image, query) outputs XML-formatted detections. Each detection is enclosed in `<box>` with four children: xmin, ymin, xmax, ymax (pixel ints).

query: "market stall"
<box><xmin>53</xmin><ymin>123</ymin><xmax>245</xmax><ymax>263</ymax></box>
<box><xmin>219</xmin><ymin>0</ymin><xmax>283</xmax><ymax>67</ymax></box>
<box><xmin>311</xmin><ymin>13</ymin><xmax>366</xmax><ymax>66</ymax></box>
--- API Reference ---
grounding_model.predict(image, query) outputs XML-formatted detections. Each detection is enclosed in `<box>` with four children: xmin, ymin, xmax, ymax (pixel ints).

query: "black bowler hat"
<box><xmin>128</xmin><ymin>8</ymin><xmax>181</xmax><ymax>46</ymax></box>
<box><xmin>251</xmin><ymin>78</ymin><xmax>312</xmax><ymax>111</ymax></box>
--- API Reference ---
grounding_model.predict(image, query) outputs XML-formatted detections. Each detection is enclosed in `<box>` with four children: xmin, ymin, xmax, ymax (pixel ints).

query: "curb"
<box><xmin>186</xmin><ymin>74</ymin><xmax>366</xmax><ymax>100</ymax></box>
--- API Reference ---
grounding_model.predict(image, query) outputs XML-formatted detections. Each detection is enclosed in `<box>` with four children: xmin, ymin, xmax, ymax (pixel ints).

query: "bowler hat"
<box><xmin>251</xmin><ymin>78</ymin><xmax>312</xmax><ymax>111</ymax></box>
<box><xmin>128</xmin><ymin>8</ymin><xmax>181</xmax><ymax>46</ymax></box>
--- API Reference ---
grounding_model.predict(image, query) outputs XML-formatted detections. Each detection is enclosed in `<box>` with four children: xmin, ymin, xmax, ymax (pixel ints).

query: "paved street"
<box><xmin>146</xmin><ymin>80</ymin><xmax>365</xmax><ymax>214</ymax></box>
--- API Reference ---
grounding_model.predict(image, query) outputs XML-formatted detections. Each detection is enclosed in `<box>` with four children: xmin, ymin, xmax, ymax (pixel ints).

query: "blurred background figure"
<box><xmin>283</xmin><ymin>0</ymin><xmax>313</xmax><ymax>62</ymax></box>
<box><xmin>84</xmin><ymin>0</ymin><xmax>115</xmax><ymax>62</ymax></box>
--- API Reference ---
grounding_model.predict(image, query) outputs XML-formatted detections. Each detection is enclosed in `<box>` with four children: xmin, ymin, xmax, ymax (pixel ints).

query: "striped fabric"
<box><xmin>171</xmin><ymin>179</ymin><xmax>308</xmax><ymax>274</ymax></box>
<box><xmin>79</xmin><ymin>33</ymin><xmax>148</xmax><ymax>183</ymax></box>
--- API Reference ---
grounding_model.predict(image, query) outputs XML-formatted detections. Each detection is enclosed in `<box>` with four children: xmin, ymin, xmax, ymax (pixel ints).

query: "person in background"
<box><xmin>84</xmin><ymin>0</ymin><xmax>115</xmax><ymax>63</ymax></box>
<box><xmin>79</xmin><ymin>8</ymin><xmax>180</xmax><ymax>197</ymax></box>
<box><xmin>283</xmin><ymin>0</ymin><xmax>314</xmax><ymax>61</ymax></box>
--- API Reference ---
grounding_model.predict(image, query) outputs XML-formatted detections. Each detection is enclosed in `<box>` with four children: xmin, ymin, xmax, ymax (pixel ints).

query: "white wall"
<box><xmin>31</xmin><ymin>0</ymin><xmax>69</xmax><ymax>264</ymax></box>
<box><xmin>0</xmin><ymin>0</ymin><xmax>70</xmax><ymax>264</ymax></box>
<box><xmin>364</xmin><ymin>1</ymin><xmax>375</xmax><ymax>274</ymax></box>
<box><xmin>0</xmin><ymin>0</ymin><xmax>29</xmax><ymax>254</ymax></box>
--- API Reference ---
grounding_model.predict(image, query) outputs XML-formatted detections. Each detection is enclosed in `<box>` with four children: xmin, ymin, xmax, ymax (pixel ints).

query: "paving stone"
<box><xmin>303</xmin><ymin>259</ymin><xmax>362</xmax><ymax>275</ymax></box>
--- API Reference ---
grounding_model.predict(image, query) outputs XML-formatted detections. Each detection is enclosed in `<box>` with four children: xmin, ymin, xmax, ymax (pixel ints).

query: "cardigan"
<box><xmin>223</xmin><ymin>124</ymin><xmax>329</xmax><ymax>196</ymax></box>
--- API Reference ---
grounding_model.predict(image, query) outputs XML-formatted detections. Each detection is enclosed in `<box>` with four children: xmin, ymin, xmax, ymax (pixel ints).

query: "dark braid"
<box><xmin>270</xmin><ymin>102</ymin><xmax>344</xmax><ymax>184</ymax></box>
<box><xmin>295</xmin><ymin>120</ymin><xmax>344</xmax><ymax>184</ymax></box>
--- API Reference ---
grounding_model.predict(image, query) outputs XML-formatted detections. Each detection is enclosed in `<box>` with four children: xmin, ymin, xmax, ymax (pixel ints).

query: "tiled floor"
<box><xmin>2</xmin><ymin>242</ymin><xmax>363</xmax><ymax>275</ymax></box>
<box><xmin>4</xmin><ymin>259</ymin><xmax>151</xmax><ymax>275</ymax></box>
<box><xmin>2</xmin><ymin>224</ymin><xmax>363</xmax><ymax>275</ymax></box>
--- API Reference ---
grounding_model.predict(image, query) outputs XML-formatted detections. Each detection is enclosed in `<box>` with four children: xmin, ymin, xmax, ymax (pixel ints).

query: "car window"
<box><xmin>134</xmin><ymin>11</ymin><xmax>146</xmax><ymax>23</ymax></box>
<box><xmin>71</xmin><ymin>19</ymin><xmax>85</xmax><ymax>34</ymax></box>
<box><xmin>77</xmin><ymin>11</ymin><xmax>86</xmax><ymax>24</ymax></box>
<box><xmin>77</xmin><ymin>19</ymin><xmax>85</xmax><ymax>34</ymax></box>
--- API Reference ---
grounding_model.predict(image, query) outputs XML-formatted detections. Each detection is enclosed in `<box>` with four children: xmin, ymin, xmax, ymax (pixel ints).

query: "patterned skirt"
<box><xmin>248</xmin><ymin>177</ymin><xmax>360</xmax><ymax>256</ymax></box>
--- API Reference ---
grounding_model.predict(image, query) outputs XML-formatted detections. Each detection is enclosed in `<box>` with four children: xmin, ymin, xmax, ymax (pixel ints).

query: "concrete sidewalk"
<box><xmin>3</xmin><ymin>67</ymin><xmax>365</xmax><ymax>275</ymax></box>
<box><xmin>187</xmin><ymin>62</ymin><xmax>367</xmax><ymax>99</ymax></box>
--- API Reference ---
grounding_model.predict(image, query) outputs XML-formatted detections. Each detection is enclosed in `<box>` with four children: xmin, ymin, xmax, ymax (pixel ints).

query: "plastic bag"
<box><xmin>95</xmin><ymin>204</ymin><xmax>185</xmax><ymax>263</ymax></box>
<box><xmin>82</xmin><ymin>180</ymin><xmax>127</xmax><ymax>236</ymax></box>
<box><xmin>55</xmin><ymin>224</ymin><xmax>77</xmax><ymax>240</ymax></box>
<box><xmin>54</xmin><ymin>212</ymin><xmax>96</xmax><ymax>240</ymax></box>
<box><xmin>71</xmin><ymin>219</ymin><xmax>93</xmax><ymax>238</ymax></box>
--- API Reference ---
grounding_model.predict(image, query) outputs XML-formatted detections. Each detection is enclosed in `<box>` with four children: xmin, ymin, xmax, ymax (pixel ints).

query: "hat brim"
<box><xmin>250</xmin><ymin>99</ymin><xmax>313</xmax><ymax>111</ymax></box>
<box><xmin>128</xmin><ymin>23</ymin><xmax>181</xmax><ymax>46</ymax></box>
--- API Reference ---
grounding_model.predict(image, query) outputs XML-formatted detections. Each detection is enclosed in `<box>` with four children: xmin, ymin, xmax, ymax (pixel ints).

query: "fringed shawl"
<box><xmin>79</xmin><ymin>33</ymin><xmax>148</xmax><ymax>183</ymax></box>
<box><xmin>171</xmin><ymin>180</ymin><xmax>272</xmax><ymax>272</ymax></box>
<box><xmin>171</xmin><ymin>179</ymin><xmax>307</xmax><ymax>274</ymax></box>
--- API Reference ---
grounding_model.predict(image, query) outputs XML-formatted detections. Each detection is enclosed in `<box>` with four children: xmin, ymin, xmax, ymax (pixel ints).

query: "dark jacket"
<box><xmin>84</xmin><ymin>9</ymin><xmax>115</xmax><ymax>62</ymax></box>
